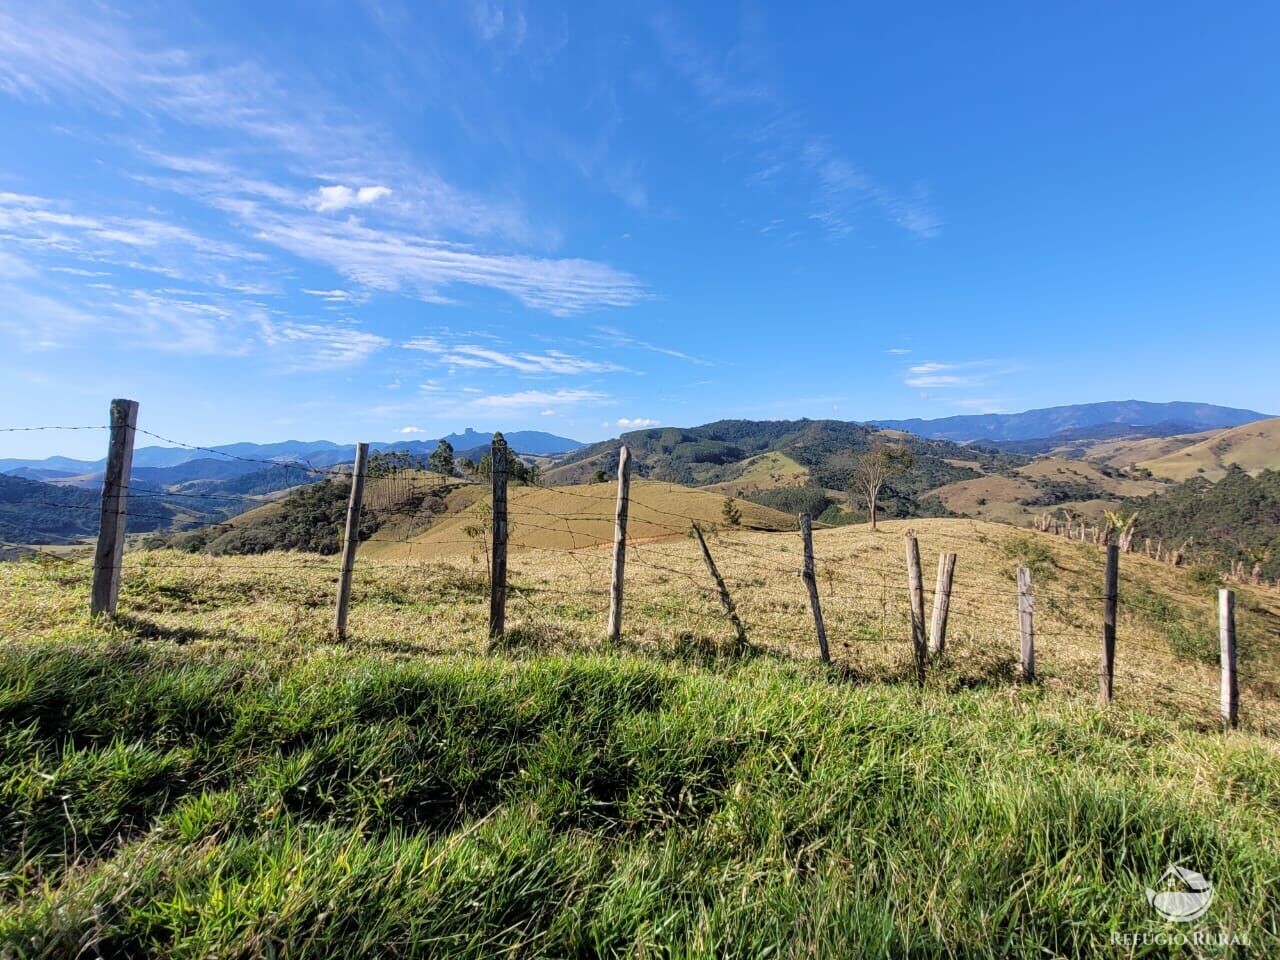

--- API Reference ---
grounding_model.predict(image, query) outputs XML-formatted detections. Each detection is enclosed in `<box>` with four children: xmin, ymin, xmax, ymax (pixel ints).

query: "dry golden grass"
<box><xmin>1140</xmin><ymin>417</ymin><xmax>1280</xmax><ymax>481</ymax></box>
<box><xmin>361</xmin><ymin>479</ymin><xmax>795</xmax><ymax>559</ymax></box>
<box><xmin>1015</xmin><ymin>456</ymin><xmax>1161</xmax><ymax>496</ymax></box>
<box><xmin>6</xmin><ymin>517</ymin><xmax>1277</xmax><ymax>739</ymax></box>
<box><xmin>1078</xmin><ymin>430</ymin><xmax>1213</xmax><ymax>468</ymax></box>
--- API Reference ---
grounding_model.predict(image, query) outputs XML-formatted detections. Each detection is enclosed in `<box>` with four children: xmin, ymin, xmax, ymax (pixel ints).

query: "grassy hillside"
<box><xmin>362</xmin><ymin>480</ymin><xmax>796</xmax><ymax>560</ymax></box>
<box><xmin>2</xmin><ymin>518</ymin><xmax>1278</xmax><ymax>954</ymax></box>
<box><xmin>1139</xmin><ymin>417</ymin><xmax>1280</xmax><ymax>481</ymax></box>
<box><xmin>929</xmin><ymin>457</ymin><xmax>1164</xmax><ymax>525</ymax></box>
<box><xmin>545</xmin><ymin>419</ymin><xmax>1025</xmax><ymax>497</ymax></box>
<box><xmin>1076</xmin><ymin>430</ymin><xmax>1217</xmax><ymax>469</ymax></box>
<box><xmin>703</xmin><ymin>451</ymin><xmax>809</xmax><ymax>496</ymax></box>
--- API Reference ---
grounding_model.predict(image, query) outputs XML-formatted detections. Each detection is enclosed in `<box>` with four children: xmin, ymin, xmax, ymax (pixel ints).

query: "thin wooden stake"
<box><xmin>928</xmin><ymin>552</ymin><xmax>956</xmax><ymax>656</ymax></box>
<box><xmin>800</xmin><ymin>513</ymin><xmax>830</xmax><ymax>663</ymax></box>
<box><xmin>692</xmin><ymin>522</ymin><xmax>747</xmax><ymax>647</ymax></box>
<box><xmin>607</xmin><ymin>445</ymin><xmax>632</xmax><ymax>642</ymax></box>
<box><xmin>489</xmin><ymin>436</ymin><xmax>509</xmax><ymax>639</ymax></box>
<box><xmin>91</xmin><ymin>398</ymin><xmax>139</xmax><ymax>617</ymax></box>
<box><xmin>1018</xmin><ymin>565</ymin><xmax>1034</xmax><ymax>682</ymax></box>
<box><xmin>1219</xmin><ymin>588</ymin><xmax>1238</xmax><ymax>730</ymax></box>
<box><xmin>904</xmin><ymin>532</ymin><xmax>926</xmax><ymax>686</ymax></box>
<box><xmin>333</xmin><ymin>442</ymin><xmax>368</xmax><ymax>641</ymax></box>
<box><xmin>1099</xmin><ymin>543</ymin><xmax>1119</xmax><ymax>706</ymax></box>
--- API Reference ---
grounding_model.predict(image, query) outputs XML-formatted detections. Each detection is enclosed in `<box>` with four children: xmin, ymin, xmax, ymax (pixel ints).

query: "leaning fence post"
<box><xmin>333</xmin><ymin>442</ymin><xmax>369</xmax><ymax>641</ymax></box>
<box><xmin>1018</xmin><ymin>565</ymin><xmax>1034</xmax><ymax>682</ymax></box>
<box><xmin>1099</xmin><ymin>543</ymin><xmax>1119</xmax><ymax>706</ymax></box>
<box><xmin>1219</xmin><ymin>588</ymin><xmax>1238</xmax><ymax>730</ymax></box>
<box><xmin>799</xmin><ymin>513</ymin><xmax>830</xmax><ymax>663</ymax></box>
<box><xmin>692</xmin><ymin>522</ymin><xmax>747</xmax><ymax>648</ymax></box>
<box><xmin>489</xmin><ymin>435</ymin><xmax>509</xmax><ymax>639</ymax></box>
<box><xmin>929</xmin><ymin>552</ymin><xmax>956</xmax><ymax>656</ymax></box>
<box><xmin>904</xmin><ymin>531</ymin><xmax>927</xmax><ymax>686</ymax></box>
<box><xmin>91</xmin><ymin>398</ymin><xmax>139</xmax><ymax>617</ymax></box>
<box><xmin>607</xmin><ymin>445</ymin><xmax>632</xmax><ymax>642</ymax></box>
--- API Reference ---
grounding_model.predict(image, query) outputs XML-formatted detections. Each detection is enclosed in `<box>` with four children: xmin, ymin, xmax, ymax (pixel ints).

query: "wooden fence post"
<box><xmin>904</xmin><ymin>532</ymin><xmax>926</xmax><ymax>686</ymax></box>
<box><xmin>928</xmin><ymin>552</ymin><xmax>956</xmax><ymax>656</ymax></box>
<box><xmin>1099</xmin><ymin>543</ymin><xmax>1118</xmax><ymax>706</ymax></box>
<box><xmin>1018</xmin><ymin>566</ymin><xmax>1034</xmax><ymax>682</ymax></box>
<box><xmin>1219</xmin><ymin>588</ymin><xmax>1238</xmax><ymax>730</ymax></box>
<box><xmin>333</xmin><ymin>442</ymin><xmax>368</xmax><ymax>641</ymax></box>
<box><xmin>489</xmin><ymin>435</ymin><xmax>509</xmax><ymax>639</ymax></box>
<box><xmin>692</xmin><ymin>522</ymin><xmax>747</xmax><ymax>648</ymax></box>
<box><xmin>91</xmin><ymin>398</ymin><xmax>139</xmax><ymax>617</ymax></box>
<box><xmin>799</xmin><ymin>513</ymin><xmax>830</xmax><ymax>663</ymax></box>
<box><xmin>607</xmin><ymin>445</ymin><xmax>632</xmax><ymax>642</ymax></box>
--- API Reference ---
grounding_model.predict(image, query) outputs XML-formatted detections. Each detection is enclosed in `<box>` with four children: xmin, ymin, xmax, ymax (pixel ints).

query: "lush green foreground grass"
<box><xmin>1</xmin><ymin>645</ymin><xmax>1278</xmax><ymax>958</ymax></box>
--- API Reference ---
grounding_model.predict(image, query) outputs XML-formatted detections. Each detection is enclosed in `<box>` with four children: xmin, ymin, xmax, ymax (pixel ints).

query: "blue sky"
<box><xmin>1</xmin><ymin>1</ymin><xmax>1278</xmax><ymax>459</ymax></box>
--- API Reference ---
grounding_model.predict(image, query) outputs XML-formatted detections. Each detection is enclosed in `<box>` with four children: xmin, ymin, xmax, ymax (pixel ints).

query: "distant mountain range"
<box><xmin>0</xmin><ymin>429</ymin><xmax>584</xmax><ymax>485</ymax></box>
<box><xmin>871</xmin><ymin>400</ymin><xmax>1270</xmax><ymax>444</ymax></box>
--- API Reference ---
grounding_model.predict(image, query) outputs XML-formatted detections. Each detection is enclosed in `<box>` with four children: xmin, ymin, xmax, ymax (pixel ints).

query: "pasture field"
<box><xmin>2</xmin><ymin>517</ymin><xmax>1278</xmax><ymax>956</ymax></box>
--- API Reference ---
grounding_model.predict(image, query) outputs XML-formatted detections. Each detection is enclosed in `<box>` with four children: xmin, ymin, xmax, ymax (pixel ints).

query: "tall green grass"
<box><xmin>1</xmin><ymin>644</ymin><xmax>1277</xmax><ymax>957</ymax></box>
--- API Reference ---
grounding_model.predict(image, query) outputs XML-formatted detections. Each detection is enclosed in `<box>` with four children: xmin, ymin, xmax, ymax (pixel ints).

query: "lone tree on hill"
<box><xmin>429</xmin><ymin>438</ymin><xmax>455</xmax><ymax>476</ymax></box>
<box><xmin>721</xmin><ymin>497</ymin><xmax>742</xmax><ymax>527</ymax></box>
<box><xmin>850</xmin><ymin>444</ymin><xmax>914</xmax><ymax>531</ymax></box>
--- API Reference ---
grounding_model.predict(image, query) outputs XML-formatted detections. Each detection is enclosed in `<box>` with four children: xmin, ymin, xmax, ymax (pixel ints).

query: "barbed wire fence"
<box><xmin>1</xmin><ymin>399</ymin><xmax>1273</xmax><ymax>739</ymax></box>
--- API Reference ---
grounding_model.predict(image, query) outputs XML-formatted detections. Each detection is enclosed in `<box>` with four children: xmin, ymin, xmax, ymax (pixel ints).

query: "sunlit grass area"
<box><xmin>2</xmin><ymin>517</ymin><xmax>1278</xmax><ymax>955</ymax></box>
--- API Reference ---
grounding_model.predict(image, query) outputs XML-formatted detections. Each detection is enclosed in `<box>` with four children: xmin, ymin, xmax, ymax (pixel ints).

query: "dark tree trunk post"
<box><xmin>607</xmin><ymin>445</ymin><xmax>631</xmax><ymax>643</ymax></box>
<box><xmin>489</xmin><ymin>436</ymin><xmax>509</xmax><ymax>639</ymax></box>
<box><xmin>91</xmin><ymin>398</ymin><xmax>139</xmax><ymax>617</ymax></box>
<box><xmin>333</xmin><ymin>442</ymin><xmax>369</xmax><ymax>641</ymax></box>
<box><xmin>800</xmin><ymin>513</ymin><xmax>830</xmax><ymax>663</ymax></box>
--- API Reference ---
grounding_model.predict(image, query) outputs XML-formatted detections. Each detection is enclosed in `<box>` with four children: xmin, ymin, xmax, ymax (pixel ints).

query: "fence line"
<box><xmin>2</xmin><ymin>398</ymin><xmax>1274</xmax><ymax>738</ymax></box>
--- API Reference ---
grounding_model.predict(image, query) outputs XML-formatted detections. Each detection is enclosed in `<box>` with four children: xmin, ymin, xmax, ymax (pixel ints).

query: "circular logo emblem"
<box><xmin>1146</xmin><ymin>866</ymin><xmax>1214</xmax><ymax>923</ymax></box>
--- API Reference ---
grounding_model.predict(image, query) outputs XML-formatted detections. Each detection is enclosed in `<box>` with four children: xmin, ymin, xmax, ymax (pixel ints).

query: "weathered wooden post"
<box><xmin>692</xmin><ymin>522</ymin><xmax>747</xmax><ymax>647</ymax></box>
<box><xmin>91</xmin><ymin>398</ymin><xmax>139</xmax><ymax>617</ymax></box>
<box><xmin>799</xmin><ymin>513</ymin><xmax>830</xmax><ymax>663</ymax></box>
<box><xmin>607</xmin><ymin>445</ymin><xmax>632</xmax><ymax>642</ymax></box>
<box><xmin>904</xmin><ymin>531</ymin><xmax>927</xmax><ymax>686</ymax></box>
<box><xmin>489</xmin><ymin>435</ymin><xmax>509</xmax><ymax>639</ymax></box>
<box><xmin>1219</xmin><ymin>588</ymin><xmax>1238</xmax><ymax>730</ymax></box>
<box><xmin>1018</xmin><ymin>566</ymin><xmax>1034</xmax><ymax>682</ymax></box>
<box><xmin>333</xmin><ymin>442</ymin><xmax>369</xmax><ymax>640</ymax></box>
<box><xmin>928</xmin><ymin>552</ymin><xmax>956</xmax><ymax>656</ymax></box>
<box><xmin>1099</xmin><ymin>543</ymin><xmax>1119</xmax><ymax>706</ymax></box>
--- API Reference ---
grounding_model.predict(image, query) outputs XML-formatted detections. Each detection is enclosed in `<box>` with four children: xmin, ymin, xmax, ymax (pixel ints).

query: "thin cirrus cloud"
<box><xmin>649</xmin><ymin>11</ymin><xmax>939</xmax><ymax>241</ymax></box>
<box><xmin>472</xmin><ymin>388</ymin><xmax>607</xmax><ymax>411</ymax></box>
<box><xmin>404</xmin><ymin>337</ymin><xmax>623</xmax><ymax>375</ymax></box>
<box><xmin>611</xmin><ymin>417</ymin><xmax>660</xmax><ymax>429</ymax></box>
<box><xmin>0</xmin><ymin>7</ymin><xmax>650</xmax><ymax>319</ymax></box>
<box><xmin>902</xmin><ymin>360</ymin><xmax>1018</xmax><ymax>391</ymax></box>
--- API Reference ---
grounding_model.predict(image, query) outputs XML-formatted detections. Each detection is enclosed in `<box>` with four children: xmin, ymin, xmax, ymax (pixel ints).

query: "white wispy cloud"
<box><xmin>902</xmin><ymin>360</ymin><xmax>1009</xmax><ymax>389</ymax></box>
<box><xmin>593</xmin><ymin>326</ymin><xmax>710</xmax><ymax>365</ymax></box>
<box><xmin>311</xmin><ymin>185</ymin><xmax>393</xmax><ymax>213</ymax></box>
<box><xmin>472</xmin><ymin>388</ymin><xmax>607</xmax><ymax>410</ymax></box>
<box><xmin>0</xmin><ymin>8</ymin><xmax>650</xmax><ymax>316</ymax></box>
<box><xmin>612</xmin><ymin>417</ymin><xmax>660</xmax><ymax>428</ymax></box>
<box><xmin>255</xmin><ymin>317</ymin><xmax>389</xmax><ymax>370</ymax></box>
<box><xmin>404</xmin><ymin>337</ymin><xmax>623</xmax><ymax>374</ymax></box>
<box><xmin>398</xmin><ymin>425</ymin><xmax>425</xmax><ymax>433</ymax></box>
<box><xmin>649</xmin><ymin>12</ymin><xmax>939</xmax><ymax>241</ymax></box>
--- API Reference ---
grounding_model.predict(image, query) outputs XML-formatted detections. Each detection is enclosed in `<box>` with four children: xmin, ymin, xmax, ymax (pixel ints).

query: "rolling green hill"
<box><xmin>545</xmin><ymin>419</ymin><xmax>1027</xmax><ymax>513</ymax></box>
